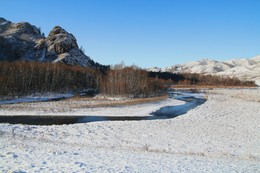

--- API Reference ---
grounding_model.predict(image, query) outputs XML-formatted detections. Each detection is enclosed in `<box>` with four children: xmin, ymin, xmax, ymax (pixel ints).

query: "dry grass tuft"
<box><xmin>69</xmin><ymin>95</ymin><xmax>168</xmax><ymax>109</ymax></box>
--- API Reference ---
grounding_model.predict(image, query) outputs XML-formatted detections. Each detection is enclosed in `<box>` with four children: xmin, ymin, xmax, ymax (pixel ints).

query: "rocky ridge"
<box><xmin>0</xmin><ymin>17</ymin><xmax>96</xmax><ymax>67</ymax></box>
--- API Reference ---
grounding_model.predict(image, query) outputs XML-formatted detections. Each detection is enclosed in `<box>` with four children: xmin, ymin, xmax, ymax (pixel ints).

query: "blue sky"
<box><xmin>1</xmin><ymin>0</ymin><xmax>260</xmax><ymax>68</ymax></box>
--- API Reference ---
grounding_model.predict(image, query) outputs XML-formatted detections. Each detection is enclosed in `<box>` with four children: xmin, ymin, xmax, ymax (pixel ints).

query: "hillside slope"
<box><xmin>148</xmin><ymin>55</ymin><xmax>260</xmax><ymax>85</ymax></box>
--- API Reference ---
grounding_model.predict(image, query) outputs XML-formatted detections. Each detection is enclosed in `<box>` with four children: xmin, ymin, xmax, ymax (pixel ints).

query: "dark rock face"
<box><xmin>0</xmin><ymin>17</ymin><xmax>45</xmax><ymax>61</ymax></box>
<box><xmin>0</xmin><ymin>17</ymin><xmax>96</xmax><ymax>67</ymax></box>
<box><xmin>47</xmin><ymin>26</ymin><xmax>78</xmax><ymax>54</ymax></box>
<box><xmin>46</xmin><ymin>26</ymin><xmax>91</xmax><ymax>66</ymax></box>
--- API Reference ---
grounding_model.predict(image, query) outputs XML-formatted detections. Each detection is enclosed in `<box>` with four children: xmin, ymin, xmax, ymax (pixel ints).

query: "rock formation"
<box><xmin>46</xmin><ymin>26</ymin><xmax>92</xmax><ymax>67</ymax></box>
<box><xmin>0</xmin><ymin>17</ymin><xmax>45</xmax><ymax>61</ymax></box>
<box><xmin>0</xmin><ymin>17</ymin><xmax>97</xmax><ymax>67</ymax></box>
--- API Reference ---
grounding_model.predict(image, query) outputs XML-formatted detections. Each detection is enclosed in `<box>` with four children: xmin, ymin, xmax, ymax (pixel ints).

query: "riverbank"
<box><xmin>0</xmin><ymin>89</ymin><xmax>260</xmax><ymax>172</ymax></box>
<box><xmin>0</xmin><ymin>95</ymin><xmax>169</xmax><ymax>116</ymax></box>
<box><xmin>0</xmin><ymin>92</ymin><xmax>206</xmax><ymax>125</ymax></box>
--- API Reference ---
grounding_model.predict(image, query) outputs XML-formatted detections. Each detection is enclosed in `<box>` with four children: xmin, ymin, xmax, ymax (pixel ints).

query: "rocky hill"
<box><xmin>0</xmin><ymin>17</ymin><xmax>98</xmax><ymax>67</ymax></box>
<box><xmin>148</xmin><ymin>55</ymin><xmax>260</xmax><ymax>86</ymax></box>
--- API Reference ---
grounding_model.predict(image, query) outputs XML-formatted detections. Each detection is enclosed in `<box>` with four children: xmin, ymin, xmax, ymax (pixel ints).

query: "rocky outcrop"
<box><xmin>46</xmin><ymin>26</ymin><xmax>92</xmax><ymax>67</ymax></box>
<box><xmin>47</xmin><ymin>26</ymin><xmax>78</xmax><ymax>55</ymax></box>
<box><xmin>0</xmin><ymin>17</ymin><xmax>45</xmax><ymax>61</ymax></box>
<box><xmin>0</xmin><ymin>17</ymin><xmax>98</xmax><ymax>67</ymax></box>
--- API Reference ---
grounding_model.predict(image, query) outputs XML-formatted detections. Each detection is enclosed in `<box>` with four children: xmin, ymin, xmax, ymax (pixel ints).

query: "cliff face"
<box><xmin>0</xmin><ymin>17</ymin><xmax>95</xmax><ymax>67</ymax></box>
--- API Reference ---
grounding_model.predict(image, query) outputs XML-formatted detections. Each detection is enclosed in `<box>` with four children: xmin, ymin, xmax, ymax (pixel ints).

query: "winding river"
<box><xmin>0</xmin><ymin>91</ymin><xmax>206</xmax><ymax>125</ymax></box>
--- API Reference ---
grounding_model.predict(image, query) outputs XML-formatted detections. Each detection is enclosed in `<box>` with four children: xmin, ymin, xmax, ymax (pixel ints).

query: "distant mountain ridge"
<box><xmin>0</xmin><ymin>17</ymin><xmax>101</xmax><ymax>68</ymax></box>
<box><xmin>148</xmin><ymin>56</ymin><xmax>260</xmax><ymax>86</ymax></box>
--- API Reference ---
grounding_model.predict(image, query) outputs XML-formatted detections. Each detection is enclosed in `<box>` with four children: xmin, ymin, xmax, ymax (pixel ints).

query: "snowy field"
<box><xmin>0</xmin><ymin>89</ymin><xmax>260</xmax><ymax>172</ymax></box>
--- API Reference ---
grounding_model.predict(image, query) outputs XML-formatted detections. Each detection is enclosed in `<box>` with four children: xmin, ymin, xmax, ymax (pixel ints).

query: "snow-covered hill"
<box><xmin>148</xmin><ymin>55</ymin><xmax>260</xmax><ymax>85</ymax></box>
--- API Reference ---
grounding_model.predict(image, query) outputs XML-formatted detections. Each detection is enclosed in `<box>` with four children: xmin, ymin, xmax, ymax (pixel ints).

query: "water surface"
<box><xmin>0</xmin><ymin>91</ymin><xmax>206</xmax><ymax>125</ymax></box>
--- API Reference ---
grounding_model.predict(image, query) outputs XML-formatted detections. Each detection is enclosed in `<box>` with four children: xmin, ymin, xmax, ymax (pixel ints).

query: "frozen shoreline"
<box><xmin>0</xmin><ymin>89</ymin><xmax>260</xmax><ymax>172</ymax></box>
<box><xmin>0</xmin><ymin>95</ymin><xmax>185</xmax><ymax>116</ymax></box>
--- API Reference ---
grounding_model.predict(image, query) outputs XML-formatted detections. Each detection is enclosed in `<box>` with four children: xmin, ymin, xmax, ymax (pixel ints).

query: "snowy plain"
<box><xmin>0</xmin><ymin>89</ymin><xmax>260</xmax><ymax>172</ymax></box>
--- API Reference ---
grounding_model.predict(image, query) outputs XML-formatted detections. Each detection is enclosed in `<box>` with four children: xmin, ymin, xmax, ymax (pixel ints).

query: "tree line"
<box><xmin>0</xmin><ymin>61</ymin><xmax>256</xmax><ymax>99</ymax></box>
<box><xmin>148</xmin><ymin>71</ymin><xmax>256</xmax><ymax>87</ymax></box>
<box><xmin>0</xmin><ymin>61</ymin><xmax>164</xmax><ymax>99</ymax></box>
<box><xmin>0</xmin><ymin>61</ymin><xmax>98</xmax><ymax>98</ymax></box>
<box><xmin>100</xmin><ymin>64</ymin><xmax>165</xmax><ymax>97</ymax></box>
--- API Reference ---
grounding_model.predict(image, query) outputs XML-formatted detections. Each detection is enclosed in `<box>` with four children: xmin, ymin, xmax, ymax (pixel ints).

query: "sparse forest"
<box><xmin>0</xmin><ymin>61</ymin><xmax>98</xmax><ymax>98</ymax></box>
<box><xmin>100</xmin><ymin>64</ymin><xmax>164</xmax><ymax>97</ymax></box>
<box><xmin>0</xmin><ymin>61</ymin><xmax>256</xmax><ymax>99</ymax></box>
<box><xmin>0</xmin><ymin>61</ymin><xmax>164</xmax><ymax>99</ymax></box>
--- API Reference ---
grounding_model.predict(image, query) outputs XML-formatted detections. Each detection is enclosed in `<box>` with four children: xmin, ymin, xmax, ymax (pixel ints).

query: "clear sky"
<box><xmin>1</xmin><ymin>0</ymin><xmax>260</xmax><ymax>68</ymax></box>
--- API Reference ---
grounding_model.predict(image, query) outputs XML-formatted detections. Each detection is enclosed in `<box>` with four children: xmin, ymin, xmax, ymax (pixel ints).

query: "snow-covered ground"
<box><xmin>255</xmin><ymin>79</ymin><xmax>260</xmax><ymax>86</ymax></box>
<box><xmin>0</xmin><ymin>96</ymin><xmax>184</xmax><ymax>116</ymax></box>
<box><xmin>0</xmin><ymin>89</ymin><xmax>260</xmax><ymax>172</ymax></box>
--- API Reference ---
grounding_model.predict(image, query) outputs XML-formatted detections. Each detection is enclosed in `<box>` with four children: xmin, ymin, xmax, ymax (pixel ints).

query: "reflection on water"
<box><xmin>0</xmin><ymin>91</ymin><xmax>206</xmax><ymax>125</ymax></box>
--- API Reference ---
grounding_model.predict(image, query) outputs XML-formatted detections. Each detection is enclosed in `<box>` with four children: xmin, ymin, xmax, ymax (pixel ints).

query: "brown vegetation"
<box><xmin>148</xmin><ymin>71</ymin><xmax>256</xmax><ymax>87</ymax></box>
<box><xmin>69</xmin><ymin>95</ymin><xmax>168</xmax><ymax>109</ymax></box>
<box><xmin>100</xmin><ymin>64</ymin><xmax>164</xmax><ymax>97</ymax></box>
<box><xmin>0</xmin><ymin>61</ymin><xmax>164</xmax><ymax>99</ymax></box>
<box><xmin>0</xmin><ymin>61</ymin><xmax>256</xmax><ymax>99</ymax></box>
<box><xmin>0</xmin><ymin>61</ymin><xmax>98</xmax><ymax>98</ymax></box>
